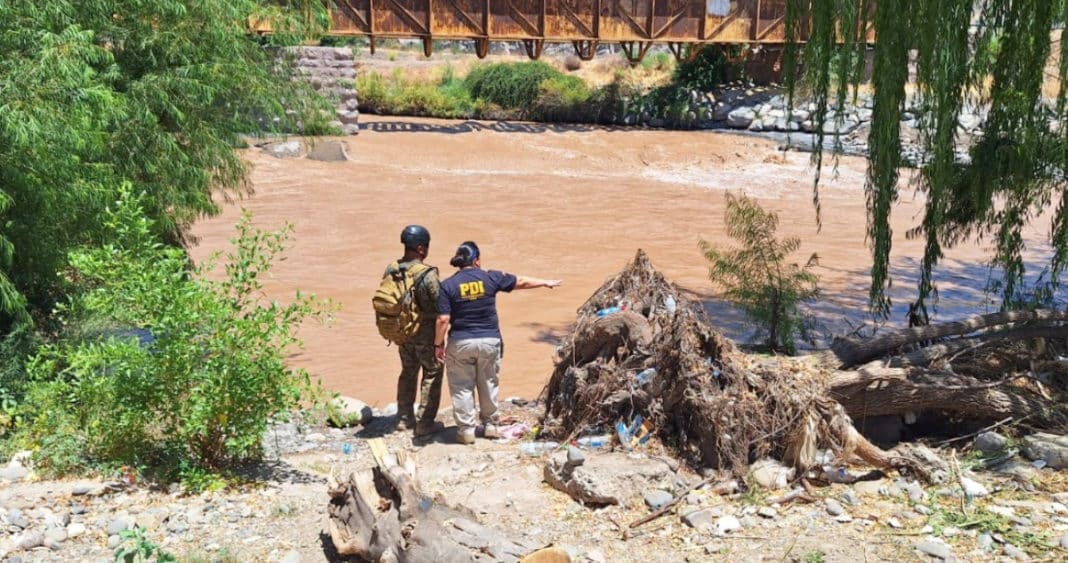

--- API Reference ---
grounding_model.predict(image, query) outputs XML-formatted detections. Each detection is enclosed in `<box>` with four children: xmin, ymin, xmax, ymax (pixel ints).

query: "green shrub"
<box><xmin>673</xmin><ymin>45</ymin><xmax>745</xmax><ymax>92</ymax></box>
<box><xmin>644</xmin><ymin>84</ymin><xmax>700</xmax><ymax>128</ymax></box>
<box><xmin>357</xmin><ymin>70</ymin><xmax>478</xmax><ymax>118</ymax></box>
<box><xmin>464</xmin><ymin>61</ymin><xmax>564</xmax><ymax>109</ymax></box>
<box><xmin>642</xmin><ymin>51</ymin><xmax>674</xmax><ymax>72</ymax></box>
<box><xmin>531</xmin><ymin>75</ymin><xmax>592</xmax><ymax>121</ymax></box>
<box><xmin>700</xmin><ymin>194</ymin><xmax>819</xmax><ymax>354</ymax></box>
<box><xmin>17</xmin><ymin>187</ymin><xmax>330</xmax><ymax>478</ymax></box>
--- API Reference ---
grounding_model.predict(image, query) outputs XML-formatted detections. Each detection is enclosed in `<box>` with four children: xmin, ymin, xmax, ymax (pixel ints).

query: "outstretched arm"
<box><xmin>513</xmin><ymin>276</ymin><xmax>562</xmax><ymax>290</ymax></box>
<box><xmin>434</xmin><ymin>314</ymin><xmax>450</xmax><ymax>362</ymax></box>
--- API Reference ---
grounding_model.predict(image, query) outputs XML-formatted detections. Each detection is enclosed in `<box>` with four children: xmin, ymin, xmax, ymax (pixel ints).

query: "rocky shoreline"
<box><xmin>2</xmin><ymin>395</ymin><xmax>1068</xmax><ymax>562</ymax></box>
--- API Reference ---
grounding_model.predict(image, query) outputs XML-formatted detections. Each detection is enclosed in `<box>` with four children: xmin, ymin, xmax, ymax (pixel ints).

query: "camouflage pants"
<box><xmin>397</xmin><ymin>335</ymin><xmax>443</xmax><ymax>423</ymax></box>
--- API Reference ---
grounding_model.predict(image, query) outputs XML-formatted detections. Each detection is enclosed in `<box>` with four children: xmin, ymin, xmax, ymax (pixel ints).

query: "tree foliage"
<box><xmin>18</xmin><ymin>188</ymin><xmax>329</xmax><ymax>476</ymax></box>
<box><xmin>785</xmin><ymin>0</ymin><xmax>1068</xmax><ymax>319</ymax></box>
<box><xmin>701</xmin><ymin>194</ymin><xmax>820</xmax><ymax>354</ymax></box>
<box><xmin>0</xmin><ymin>0</ymin><xmax>333</xmax><ymax>330</ymax></box>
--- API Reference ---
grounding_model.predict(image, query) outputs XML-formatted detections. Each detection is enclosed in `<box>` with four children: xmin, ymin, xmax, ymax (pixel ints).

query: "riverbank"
<box><xmin>3</xmin><ymin>396</ymin><xmax>1067</xmax><ymax>561</ymax></box>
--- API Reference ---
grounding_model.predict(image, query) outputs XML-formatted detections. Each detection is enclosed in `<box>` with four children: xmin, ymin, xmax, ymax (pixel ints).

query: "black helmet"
<box><xmin>400</xmin><ymin>225</ymin><xmax>430</xmax><ymax>249</ymax></box>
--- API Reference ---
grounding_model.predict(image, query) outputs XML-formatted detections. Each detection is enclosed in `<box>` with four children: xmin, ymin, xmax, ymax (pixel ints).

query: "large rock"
<box><xmin>544</xmin><ymin>451</ymin><xmax>674</xmax><ymax>505</ymax></box>
<box><xmin>712</xmin><ymin>103</ymin><xmax>733</xmax><ymax>121</ymax></box>
<box><xmin>1022</xmin><ymin>433</ymin><xmax>1068</xmax><ymax>469</ymax></box>
<box><xmin>326</xmin><ymin>395</ymin><xmax>373</xmax><ymax>428</ymax></box>
<box><xmin>263</xmin><ymin>141</ymin><xmax>304</xmax><ymax>159</ymax></box>
<box><xmin>306</xmin><ymin>140</ymin><xmax>350</xmax><ymax>162</ymax></box>
<box><xmin>974</xmin><ymin>431</ymin><xmax>1009</xmax><ymax>453</ymax></box>
<box><xmin>726</xmin><ymin>107</ymin><xmax>756</xmax><ymax>129</ymax></box>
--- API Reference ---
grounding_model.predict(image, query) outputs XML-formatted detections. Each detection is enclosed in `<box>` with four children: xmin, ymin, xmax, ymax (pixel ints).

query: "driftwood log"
<box><xmin>831</xmin><ymin>310</ymin><xmax>1068</xmax><ymax>368</ymax></box>
<box><xmin>828</xmin><ymin>363</ymin><xmax>1059</xmax><ymax>423</ymax></box>
<box><xmin>327</xmin><ymin>441</ymin><xmax>542</xmax><ymax>562</ymax></box>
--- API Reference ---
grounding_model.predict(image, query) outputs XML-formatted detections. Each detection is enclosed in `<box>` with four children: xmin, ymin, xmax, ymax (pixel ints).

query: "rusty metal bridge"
<box><xmin>299</xmin><ymin>1</ymin><xmax>871</xmax><ymax>62</ymax></box>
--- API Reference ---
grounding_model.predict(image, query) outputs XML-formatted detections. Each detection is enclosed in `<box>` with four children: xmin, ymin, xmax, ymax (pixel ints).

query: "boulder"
<box><xmin>726</xmin><ymin>107</ymin><xmax>756</xmax><ymax>129</ymax></box>
<box><xmin>0</xmin><ymin>463</ymin><xmax>28</xmax><ymax>482</ymax></box>
<box><xmin>974</xmin><ymin>431</ymin><xmax>1009</xmax><ymax>453</ymax></box>
<box><xmin>263</xmin><ymin>141</ymin><xmax>304</xmax><ymax>159</ymax></box>
<box><xmin>712</xmin><ymin>103</ymin><xmax>733</xmax><ymax>121</ymax></box>
<box><xmin>306</xmin><ymin>140</ymin><xmax>350</xmax><ymax>162</ymax></box>
<box><xmin>544</xmin><ymin>451</ymin><xmax>674</xmax><ymax>505</ymax></box>
<box><xmin>1022</xmin><ymin>433</ymin><xmax>1068</xmax><ymax>469</ymax></box>
<box><xmin>326</xmin><ymin>395</ymin><xmax>373</xmax><ymax>427</ymax></box>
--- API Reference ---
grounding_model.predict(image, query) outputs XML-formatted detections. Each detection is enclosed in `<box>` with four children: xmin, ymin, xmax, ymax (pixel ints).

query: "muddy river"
<box><xmin>188</xmin><ymin>115</ymin><xmax>1055</xmax><ymax>407</ymax></box>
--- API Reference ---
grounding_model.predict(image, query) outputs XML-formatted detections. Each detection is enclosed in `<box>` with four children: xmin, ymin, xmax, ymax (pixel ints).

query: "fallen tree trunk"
<box><xmin>831</xmin><ymin>310</ymin><xmax>1068</xmax><ymax>368</ymax></box>
<box><xmin>327</xmin><ymin>446</ymin><xmax>541</xmax><ymax>562</ymax></box>
<box><xmin>829</xmin><ymin>369</ymin><xmax>1055</xmax><ymax>421</ymax></box>
<box><xmin>888</xmin><ymin>325</ymin><xmax>1068</xmax><ymax>368</ymax></box>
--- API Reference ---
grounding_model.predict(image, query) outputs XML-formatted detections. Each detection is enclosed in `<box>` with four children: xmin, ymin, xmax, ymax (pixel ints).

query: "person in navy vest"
<box><xmin>434</xmin><ymin>241</ymin><xmax>562</xmax><ymax>444</ymax></box>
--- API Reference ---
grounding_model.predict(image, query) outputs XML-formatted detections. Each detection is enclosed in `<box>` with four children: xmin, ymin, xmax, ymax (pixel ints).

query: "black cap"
<box><xmin>400</xmin><ymin>225</ymin><xmax>430</xmax><ymax>249</ymax></box>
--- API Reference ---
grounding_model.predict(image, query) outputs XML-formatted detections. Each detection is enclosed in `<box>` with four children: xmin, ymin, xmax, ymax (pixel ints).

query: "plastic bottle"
<box><xmin>635</xmin><ymin>368</ymin><xmax>657</xmax><ymax>385</ymax></box>
<box><xmin>576</xmin><ymin>435</ymin><xmax>612</xmax><ymax>448</ymax></box>
<box><xmin>664</xmin><ymin>295</ymin><xmax>677</xmax><ymax>314</ymax></box>
<box><xmin>518</xmin><ymin>441</ymin><xmax>560</xmax><ymax>456</ymax></box>
<box><xmin>595</xmin><ymin>304</ymin><xmax>627</xmax><ymax>317</ymax></box>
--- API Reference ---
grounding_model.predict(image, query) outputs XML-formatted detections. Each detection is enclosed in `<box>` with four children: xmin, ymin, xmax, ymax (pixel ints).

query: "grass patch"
<box><xmin>357</xmin><ymin>68</ymin><xmax>480</xmax><ymax>118</ymax></box>
<box><xmin>926</xmin><ymin>499</ymin><xmax>1053</xmax><ymax>557</ymax></box>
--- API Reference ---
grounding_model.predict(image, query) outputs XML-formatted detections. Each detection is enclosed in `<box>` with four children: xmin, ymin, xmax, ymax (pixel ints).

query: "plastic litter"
<box><xmin>595</xmin><ymin>304</ymin><xmax>627</xmax><ymax>317</ymax></box>
<box><xmin>518</xmin><ymin>441</ymin><xmax>560</xmax><ymax>456</ymax></box>
<box><xmin>635</xmin><ymin>367</ymin><xmax>657</xmax><ymax>385</ymax></box>
<box><xmin>575</xmin><ymin>434</ymin><xmax>612</xmax><ymax>449</ymax></box>
<box><xmin>496</xmin><ymin>422</ymin><xmax>531</xmax><ymax>441</ymax></box>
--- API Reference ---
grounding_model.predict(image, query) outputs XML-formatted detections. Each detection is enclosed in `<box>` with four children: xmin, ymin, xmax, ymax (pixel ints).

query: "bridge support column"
<box><xmin>522</xmin><ymin>39</ymin><xmax>544</xmax><ymax>60</ymax></box>
<box><xmin>620</xmin><ymin>41</ymin><xmax>651</xmax><ymax>65</ymax></box>
<box><xmin>571</xmin><ymin>40</ymin><xmax>598</xmax><ymax>61</ymax></box>
<box><xmin>474</xmin><ymin>38</ymin><xmax>490</xmax><ymax>59</ymax></box>
<box><xmin>421</xmin><ymin>36</ymin><xmax>433</xmax><ymax>57</ymax></box>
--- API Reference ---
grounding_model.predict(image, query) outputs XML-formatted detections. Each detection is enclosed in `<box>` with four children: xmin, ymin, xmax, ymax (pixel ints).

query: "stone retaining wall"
<box><xmin>280</xmin><ymin>46</ymin><xmax>360</xmax><ymax>135</ymax></box>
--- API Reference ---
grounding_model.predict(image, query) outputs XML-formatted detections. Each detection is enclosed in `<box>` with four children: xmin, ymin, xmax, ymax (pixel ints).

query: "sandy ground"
<box><xmin>188</xmin><ymin>115</ymin><xmax>1055</xmax><ymax>407</ymax></box>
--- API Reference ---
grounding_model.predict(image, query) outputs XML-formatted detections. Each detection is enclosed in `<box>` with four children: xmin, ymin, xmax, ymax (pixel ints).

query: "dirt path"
<box><xmin>188</xmin><ymin>115</ymin><xmax>1052</xmax><ymax>406</ymax></box>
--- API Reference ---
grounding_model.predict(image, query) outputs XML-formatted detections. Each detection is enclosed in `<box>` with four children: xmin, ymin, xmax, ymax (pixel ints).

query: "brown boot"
<box><xmin>414</xmin><ymin>420</ymin><xmax>445</xmax><ymax>437</ymax></box>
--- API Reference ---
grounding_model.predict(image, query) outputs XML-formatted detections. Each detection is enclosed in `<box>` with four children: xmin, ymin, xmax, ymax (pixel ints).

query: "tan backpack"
<box><xmin>372</xmin><ymin>262</ymin><xmax>435</xmax><ymax>345</ymax></box>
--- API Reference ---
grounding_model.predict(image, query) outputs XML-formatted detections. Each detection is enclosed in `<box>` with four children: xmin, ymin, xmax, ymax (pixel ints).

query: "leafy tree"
<box><xmin>701</xmin><ymin>194</ymin><xmax>820</xmax><ymax>354</ymax></box>
<box><xmin>0</xmin><ymin>1</ymin><xmax>332</xmax><ymax>330</ymax></box>
<box><xmin>18</xmin><ymin>188</ymin><xmax>329</xmax><ymax>476</ymax></box>
<box><xmin>784</xmin><ymin>0</ymin><xmax>1068</xmax><ymax>319</ymax></box>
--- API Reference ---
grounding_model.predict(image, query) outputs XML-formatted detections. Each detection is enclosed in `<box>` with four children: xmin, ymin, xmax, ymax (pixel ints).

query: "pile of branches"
<box><xmin>540</xmin><ymin>250</ymin><xmax>926</xmax><ymax>478</ymax></box>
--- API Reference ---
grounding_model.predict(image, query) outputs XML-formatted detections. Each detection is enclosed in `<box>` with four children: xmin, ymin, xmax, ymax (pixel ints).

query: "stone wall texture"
<box><xmin>282</xmin><ymin>46</ymin><xmax>359</xmax><ymax>135</ymax></box>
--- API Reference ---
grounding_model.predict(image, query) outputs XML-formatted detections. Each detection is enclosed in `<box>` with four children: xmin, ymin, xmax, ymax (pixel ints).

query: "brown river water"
<box><xmin>188</xmin><ymin>115</ymin><xmax>1056</xmax><ymax>407</ymax></box>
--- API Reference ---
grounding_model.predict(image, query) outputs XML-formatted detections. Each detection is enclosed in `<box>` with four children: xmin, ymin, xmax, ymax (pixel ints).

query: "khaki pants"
<box><xmin>445</xmin><ymin>337</ymin><xmax>502</xmax><ymax>432</ymax></box>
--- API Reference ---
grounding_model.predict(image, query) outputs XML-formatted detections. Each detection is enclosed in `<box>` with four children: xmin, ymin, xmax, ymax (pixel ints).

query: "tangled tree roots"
<box><xmin>540</xmin><ymin>250</ymin><xmax>931</xmax><ymax>480</ymax></box>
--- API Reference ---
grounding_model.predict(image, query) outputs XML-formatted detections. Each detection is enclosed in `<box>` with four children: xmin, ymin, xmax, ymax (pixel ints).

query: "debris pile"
<box><xmin>540</xmin><ymin>250</ymin><xmax>924</xmax><ymax>478</ymax></box>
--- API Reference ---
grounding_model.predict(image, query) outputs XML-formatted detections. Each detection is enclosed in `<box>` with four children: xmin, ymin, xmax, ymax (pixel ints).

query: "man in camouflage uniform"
<box><xmin>391</xmin><ymin>225</ymin><xmax>444</xmax><ymax>437</ymax></box>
